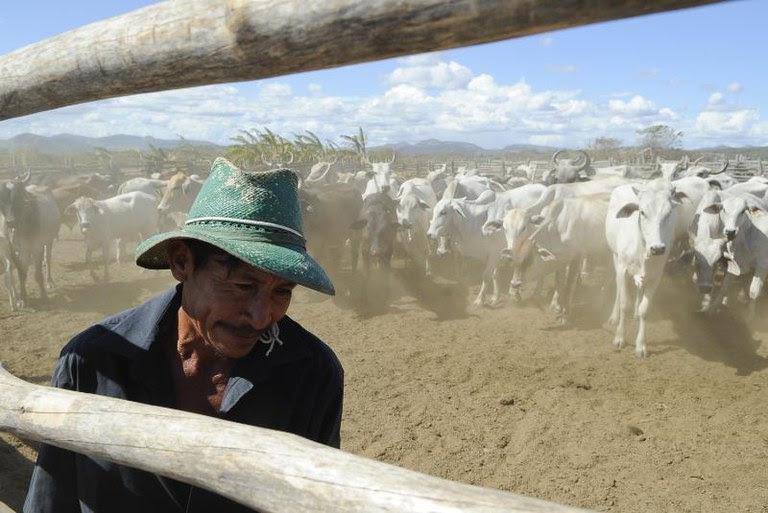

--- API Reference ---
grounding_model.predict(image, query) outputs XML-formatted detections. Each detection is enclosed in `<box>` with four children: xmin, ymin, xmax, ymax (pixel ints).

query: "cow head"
<box><xmin>353</xmin><ymin>193</ymin><xmax>399</xmax><ymax>263</ymax></box>
<box><xmin>548</xmin><ymin>150</ymin><xmax>591</xmax><ymax>184</ymax></box>
<box><xmin>616</xmin><ymin>184</ymin><xmax>687</xmax><ymax>257</ymax></box>
<box><xmin>427</xmin><ymin>198</ymin><xmax>466</xmax><ymax>255</ymax></box>
<box><xmin>688</xmin><ymin>190</ymin><xmax>727</xmax><ymax>295</ymax></box>
<box><xmin>68</xmin><ymin>196</ymin><xmax>104</xmax><ymax>236</ymax></box>
<box><xmin>2</xmin><ymin>172</ymin><xmax>33</xmax><ymax>239</ymax></box>
<box><xmin>713</xmin><ymin>194</ymin><xmax>766</xmax><ymax>242</ymax></box>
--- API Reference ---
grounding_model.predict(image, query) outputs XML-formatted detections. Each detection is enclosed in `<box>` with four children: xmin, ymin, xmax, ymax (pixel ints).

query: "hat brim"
<box><xmin>135</xmin><ymin>228</ymin><xmax>335</xmax><ymax>296</ymax></box>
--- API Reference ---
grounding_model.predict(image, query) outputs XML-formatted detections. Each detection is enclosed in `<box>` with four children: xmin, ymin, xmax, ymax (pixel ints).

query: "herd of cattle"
<box><xmin>0</xmin><ymin>151</ymin><xmax>766</xmax><ymax>358</ymax></box>
<box><xmin>300</xmin><ymin>151</ymin><xmax>766</xmax><ymax>358</ymax></box>
<box><xmin>0</xmin><ymin>169</ymin><xmax>203</xmax><ymax>307</ymax></box>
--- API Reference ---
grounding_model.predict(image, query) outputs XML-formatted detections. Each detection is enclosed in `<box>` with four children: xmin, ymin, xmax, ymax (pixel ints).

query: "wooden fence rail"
<box><xmin>0</xmin><ymin>0</ymin><xmax>722</xmax><ymax>122</ymax></box>
<box><xmin>0</xmin><ymin>365</ymin><xmax>593</xmax><ymax>513</ymax></box>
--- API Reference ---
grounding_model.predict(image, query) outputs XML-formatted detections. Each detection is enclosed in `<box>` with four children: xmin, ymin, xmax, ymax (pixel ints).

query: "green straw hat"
<box><xmin>136</xmin><ymin>157</ymin><xmax>334</xmax><ymax>295</ymax></box>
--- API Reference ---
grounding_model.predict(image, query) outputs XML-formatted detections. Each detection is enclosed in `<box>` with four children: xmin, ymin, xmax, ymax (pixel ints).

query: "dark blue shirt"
<box><xmin>23</xmin><ymin>286</ymin><xmax>344</xmax><ymax>513</ymax></box>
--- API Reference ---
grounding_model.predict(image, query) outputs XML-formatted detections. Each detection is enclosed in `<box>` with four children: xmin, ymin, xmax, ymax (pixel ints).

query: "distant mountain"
<box><xmin>0</xmin><ymin>133</ymin><xmax>221</xmax><ymax>154</ymax></box>
<box><xmin>502</xmin><ymin>143</ymin><xmax>559</xmax><ymax>153</ymax></box>
<box><xmin>371</xmin><ymin>139</ymin><xmax>486</xmax><ymax>156</ymax></box>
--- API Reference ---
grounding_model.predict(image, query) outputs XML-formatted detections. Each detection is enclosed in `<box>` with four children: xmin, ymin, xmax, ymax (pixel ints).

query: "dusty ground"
<box><xmin>0</xmin><ymin>230</ymin><xmax>767</xmax><ymax>512</ymax></box>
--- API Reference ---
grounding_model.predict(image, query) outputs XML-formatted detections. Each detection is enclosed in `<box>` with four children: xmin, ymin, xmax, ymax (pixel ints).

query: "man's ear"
<box><xmin>166</xmin><ymin>240</ymin><xmax>194</xmax><ymax>282</ymax></box>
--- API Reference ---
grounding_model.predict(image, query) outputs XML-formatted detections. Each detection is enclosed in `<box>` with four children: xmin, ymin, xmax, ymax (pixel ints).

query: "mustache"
<box><xmin>219</xmin><ymin>323</ymin><xmax>263</xmax><ymax>339</ymax></box>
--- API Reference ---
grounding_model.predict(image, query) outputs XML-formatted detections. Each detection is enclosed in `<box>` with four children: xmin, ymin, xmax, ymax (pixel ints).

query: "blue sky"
<box><xmin>0</xmin><ymin>0</ymin><xmax>765</xmax><ymax>149</ymax></box>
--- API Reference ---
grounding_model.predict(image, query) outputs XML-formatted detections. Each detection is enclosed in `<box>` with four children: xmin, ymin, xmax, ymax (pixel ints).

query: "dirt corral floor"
<box><xmin>1</xmin><ymin>231</ymin><xmax>767</xmax><ymax>512</ymax></box>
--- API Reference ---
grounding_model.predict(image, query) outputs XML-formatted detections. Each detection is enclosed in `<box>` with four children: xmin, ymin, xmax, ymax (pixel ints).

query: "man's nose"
<box><xmin>243</xmin><ymin>292</ymin><xmax>273</xmax><ymax>330</ymax></box>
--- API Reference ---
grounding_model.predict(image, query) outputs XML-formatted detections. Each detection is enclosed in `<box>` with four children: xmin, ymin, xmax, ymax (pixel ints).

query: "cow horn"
<box><xmin>285</xmin><ymin>151</ymin><xmax>294</xmax><ymax>165</ymax></box>
<box><xmin>17</xmin><ymin>170</ymin><xmax>31</xmax><ymax>184</ymax></box>
<box><xmin>388</xmin><ymin>153</ymin><xmax>396</xmax><ymax>164</ymax></box>
<box><xmin>261</xmin><ymin>152</ymin><xmax>273</xmax><ymax>167</ymax></box>
<box><xmin>693</xmin><ymin>156</ymin><xmax>704</xmax><ymax>166</ymax></box>
<box><xmin>328</xmin><ymin>153</ymin><xmax>338</xmax><ymax>165</ymax></box>
<box><xmin>552</xmin><ymin>150</ymin><xmax>563</xmax><ymax>164</ymax></box>
<box><xmin>710</xmin><ymin>161</ymin><xmax>729</xmax><ymax>175</ymax></box>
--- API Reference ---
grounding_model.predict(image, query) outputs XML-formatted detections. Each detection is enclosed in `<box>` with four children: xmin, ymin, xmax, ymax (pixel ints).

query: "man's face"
<box><xmin>169</xmin><ymin>242</ymin><xmax>296</xmax><ymax>358</ymax></box>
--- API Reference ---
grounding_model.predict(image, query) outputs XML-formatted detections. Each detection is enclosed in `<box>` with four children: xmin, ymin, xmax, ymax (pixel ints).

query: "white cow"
<box><xmin>396</xmin><ymin>179</ymin><xmax>438</xmax><ymax>275</ymax></box>
<box><xmin>425</xmin><ymin>164</ymin><xmax>450</xmax><ymax>198</ymax></box>
<box><xmin>441</xmin><ymin>174</ymin><xmax>504</xmax><ymax>202</ymax></box>
<box><xmin>502</xmin><ymin>193</ymin><xmax>610</xmax><ymax>319</ymax></box>
<box><xmin>481</xmin><ymin>184</ymin><xmax>546</xmax><ymax>235</ymax></box>
<box><xmin>699</xmin><ymin>192</ymin><xmax>768</xmax><ymax>320</ymax></box>
<box><xmin>117</xmin><ymin>177</ymin><xmax>168</xmax><ymax>198</ymax></box>
<box><xmin>361</xmin><ymin>160</ymin><xmax>401</xmax><ymax>201</ymax></box>
<box><xmin>427</xmin><ymin>197</ymin><xmax>505</xmax><ymax>306</ymax></box>
<box><xmin>516</xmin><ymin>161</ymin><xmax>537</xmax><ymax>182</ymax></box>
<box><xmin>688</xmin><ymin>189</ymin><xmax>728</xmax><ymax>312</ymax></box>
<box><xmin>68</xmin><ymin>191</ymin><xmax>159</xmax><ymax>281</ymax></box>
<box><xmin>606</xmin><ymin>181</ymin><xmax>688</xmax><ymax>357</ymax></box>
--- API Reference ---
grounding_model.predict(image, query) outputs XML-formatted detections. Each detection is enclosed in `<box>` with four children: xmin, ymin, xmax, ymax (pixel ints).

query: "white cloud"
<box><xmin>608</xmin><ymin>95</ymin><xmax>657</xmax><ymax>116</ymax></box>
<box><xmin>549</xmin><ymin>64</ymin><xmax>578</xmax><ymax>74</ymax></box>
<box><xmin>0</xmin><ymin>57</ymin><xmax>762</xmax><ymax>149</ymax></box>
<box><xmin>708</xmin><ymin>92</ymin><xmax>724</xmax><ymax>105</ymax></box>
<box><xmin>260</xmin><ymin>83</ymin><xmax>292</xmax><ymax>97</ymax></box>
<box><xmin>695</xmin><ymin>109</ymin><xmax>758</xmax><ymax>134</ymax></box>
<box><xmin>540</xmin><ymin>37</ymin><xmax>555</xmax><ymax>47</ymax></box>
<box><xmin>727</xmin><ymin>81</ymin><xmax>743</xmax><ymax>93</ymax></box>
<box><xmin>387</xmin><ymin>60</ymin><xmax>473</xmax><ymax>90</ymax></box>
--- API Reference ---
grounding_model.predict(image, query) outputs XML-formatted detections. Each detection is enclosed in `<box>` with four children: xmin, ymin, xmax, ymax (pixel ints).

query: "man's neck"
<box><xmin>167</xmin><ymin>307</ymin><xmax>235</xmax><ymax>416</ymax></box>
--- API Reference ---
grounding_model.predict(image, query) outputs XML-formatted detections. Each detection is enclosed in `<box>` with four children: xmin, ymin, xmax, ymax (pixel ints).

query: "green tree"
<box><xmin>636</xmin><ymin>125</ymin><xmax>683</xmax><ymax>153</ymax></box>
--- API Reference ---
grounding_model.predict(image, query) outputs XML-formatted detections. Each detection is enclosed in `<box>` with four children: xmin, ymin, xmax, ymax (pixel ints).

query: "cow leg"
<box><xmin>607</xmin><ymin>254</ymin><xmax>622</xmax><ymax>328</ymax></box>
<box><xmin>489</xmin><ymin>261</ymin><xmax>501</xmax><ymax>306</ymax></box>
<box><xmin>746</xmin><ymin>271</ymin><xmax>766</xmax><ymax>322</ymax></box>
<box><xmin>4</xmin><ymin>258</ymin><xmax>17</xmax><ymax>311</ymax></box>
<box><xmin>115</xmin><ymin>239</ymin><xmax>124</xmax><ymax>263</ymax></box>
<box><xmin>473</xmin><ymin>278</ymin><xmax>488</xmax><ymax>306</ymax></box>
<box><xmin>34</xmin><ymin>251</ymin><xmax>48</xmax><ymax>303</ymax></box>
<box><xmin>709</xmin><ymin>272</ymin><xmax>734</xmax><ymax>313</ymax></box>
<box><xmin>103</xmin><ymin>242</ymin><xmax>111</xmax><ymax>282</ymax></box>
<box><xmin>634</xmin><ymin>272</ymin><xmax>663</xmax><ymax>358</ymax></box>
<box><xmin>560</xmin><ymin>258</ymin><xmax>581</xmax><ymax>323</ymax></box>
<box><xmin>549</xmin><ymin>268</ymin><xmax>568</xmax><ymax>314</ymax></box>
<box><xmin>43</xmin><ymin>242</ymin><xmax>55</xmax><ymax>289</ymax></box>
<box><xmin>613</xmin><ymin>265</ymin><xmax>630</xmax><ymax>349</ymax></box>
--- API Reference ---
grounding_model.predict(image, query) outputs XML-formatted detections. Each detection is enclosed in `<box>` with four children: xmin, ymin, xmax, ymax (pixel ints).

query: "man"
<box><xmin>24</xmin><ymin>158</ymin><xmax>343</xmax><ymax>513</ymax></box>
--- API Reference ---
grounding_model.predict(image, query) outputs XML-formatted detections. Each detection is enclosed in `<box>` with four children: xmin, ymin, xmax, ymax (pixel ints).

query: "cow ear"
<box><xmin>530</xmin><ymin>214</ymin><xmax>545</xmax><ymax>225</ymax></box>
<box><xmin>703</xmin><ymin>203</ymin><xmax>722</xmax><ymax>215</ymax></box>
<box><xmin>485</xmin><ymin>220</ymin><xmax>502</xmax><ymax>232</ymax></box>
<box><xmin>672</xmin><ymin>190</ymin><xmax>688</xmax><ymax>203</ymax></box>
<box><xmin>690</xmin><ymin>213</ymin><xmax>700</xmax><ymax>235</ymax></box>
<box><xmin>452</xmin><ymin>202</ymin><xmax>467</xmax><ymax>218</ymax></box>
<box><xmin>350</xmin><ymin>219</ymin><xmax>366</xmax><ymax>230</ymax></box>
<box><xmin>616</xmin><ymin>202</ymin><xmax>639</xmax><ymax>218</ymax></box>
<box><xmin>707</xmin><ymin>180</ymin><xmax>722</xmax><ymax>190</ymax></box>
<box><xmin>748</xmin><ymin>205</ymin><xmax>765</xmax><ymax>215</ymax></box>
<box><xmin>417</xmin><ymin>200</ymin><xmax>430</xmax><ymax>210</ymax></box>
<box><xmin>64</xmin><ymin>203</ymin><xmax>76</xmax><ymax>216</ymax></box>
<box><xmin>537</xmin><ymin>246</ymin><xmax>556</xmax><ymax>262</ymax></box>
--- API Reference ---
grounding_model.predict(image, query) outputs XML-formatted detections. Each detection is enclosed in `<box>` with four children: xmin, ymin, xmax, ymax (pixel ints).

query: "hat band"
<box><xmin>184</xmin><ymin>217</ymin><xmax>306</xmax><ymax>250</ymax></box>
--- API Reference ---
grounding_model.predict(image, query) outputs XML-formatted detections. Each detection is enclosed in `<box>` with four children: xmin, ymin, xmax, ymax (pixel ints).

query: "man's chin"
<box><xmin>213</xmin><ymin>332</ymin><xmax>260</xmax><ymax>359</ymax></box>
